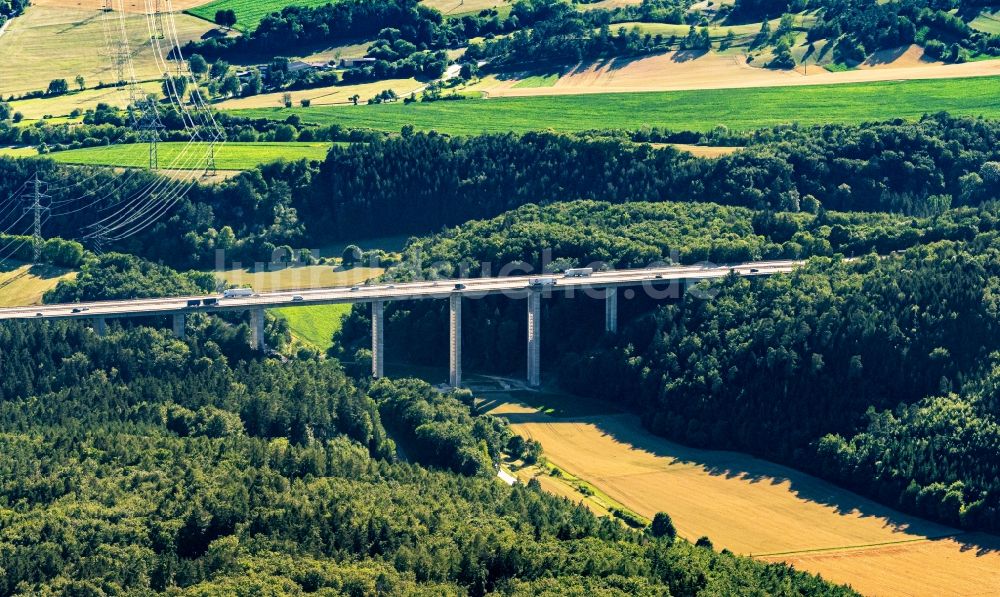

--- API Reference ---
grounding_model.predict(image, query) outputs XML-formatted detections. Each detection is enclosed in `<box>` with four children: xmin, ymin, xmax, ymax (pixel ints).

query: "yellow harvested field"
<box><xmin>578</xmin><ymin>0</ymin><xmax>643</xmax><ymax>10</ymax></box>
<box><xmin>0</xmin><ymin>4</ymin><xmax>212</xmax><ymax>98</ymax></box>
<box><xmin>215</xmin><ymin>78</ymin><xmax>425</xmax><ymax>110</ymax></box>
<box><xmin>217</xmin><ymin>265</ymin><xmax>382</xmax><ymax>292</ymax></box>
<box><xmin>858</xmin><ymin>43</ymin><xmax>934</xmax><ymax>69</ymax></box>
<box><xmin>0</xmin><ymin>146</ymin><xmax>40</xmax><ymax>158</ymax></box>
<box><xmin>476</xmin><ymin>50</ymin><xmax>1000</xmax><ymax>98</ymax></box>
<box><xmin>0</xmin><ymin>262</ymin><xmax>78</xmax><ymax>307</ymax></box>
<box><xmin>488</xmin><ymin>399</ymin><xmax>1000</xmax><ymax>597</ymax></box>
<box><xmin>11</xmin><ymin>82</ymin><xmax>161</xmax><ymax>120</ymax></box>
<box><xmin>422</xmin><ymin>0</ymin><xmax>509</xmax><ymax>15</ymax></box>
<box><xmin>667</xmin><ymin>143</ymin><xmax>741</xmax><ymax>158</ymax></box>
<box><xmin>32</xmin><ymin>0</ymin><xmax>214</xmax><ymax>11</ymax></box>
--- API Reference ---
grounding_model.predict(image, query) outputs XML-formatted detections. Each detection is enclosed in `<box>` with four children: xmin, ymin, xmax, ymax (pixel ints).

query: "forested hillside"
<box><xmin>184</xmin><ymin>0</ymin><xmax>999</xmax><ymax>84</ymax></box>
<box><xmin>336</xmin><ymin>200</ymin><xmax>1000</xmax><ymax>533</ymax></box>
<box><xmin>307</xmin><ymin>114</ymin><xmax>1000</xmax><ymax>239</ymax></box>
<box><xmin>0</xmin><ymin>317</ymin><xmax>855</xmax><ymax>594</ymax></box>
<box><xmin>5</xmin><ymin>114</ymin><xmax>999</xmax><ymax>271</ymax></box>
<box><xmin>562</xmin><ymin>240</ymin><xmax>1000</xmax><ymax>532</ymax></box>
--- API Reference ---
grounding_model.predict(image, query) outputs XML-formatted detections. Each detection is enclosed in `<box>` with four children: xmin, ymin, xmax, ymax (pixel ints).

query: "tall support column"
<box><xmin>605</xmin><ymin>287</ymin><xmax>618</xmax><ymax>333</ymax></box>
<box><xmin>449</xmin><ymin>293</ymin><xmax>462</xmax><ymax>387</ymax></box>
<box><xmin>172</xmin><ymin>313</ymin><xmax>186</xmax><ymax>339</ymax></box>
<box><xmin>93</xmin><ymin>317</ymin><xmax>107</xmax><ymax>337</ymax></box>
<box><xmin>250</xmin><ymin>308</ymin><xmax>265</xmax><ymax>352</ymax></box>
<box><xmin>527</xmin><ymin>291</ymin><xmax>541</xmax><ymax>387</ymax></box>
<box><xmin>372</xmin><ymin>301</ymin><xmax>385</xmax><ymax>379</ymax></box>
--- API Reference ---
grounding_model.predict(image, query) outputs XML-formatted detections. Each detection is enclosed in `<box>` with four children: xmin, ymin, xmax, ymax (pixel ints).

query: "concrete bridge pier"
<box><xmin>527</xmin><ymin>291</ymin><xmax>541</xmax><ymax>387</ymax></box>
<box><xmin>449</xmin><ymin>293</ymin><xmax>462</xmax><ymax>387</ymax></box>
<box><xmin>605</xmin><ymin>287</ymin><xmax>618</xmax><ymax>333</ymax></box>
<box><xmin>93</xmin><ymin>317</ymin><xmax>107</xmax><ymax>337</ymax></box>
<box><xmin>172</xmin><ymin>313</ymin><xmax>186</xmax><ymax>340</ymax></box>
<box><xmin>250</xmin><ymin>307</ymin><xmax>265</xmax><ymax>352</ymax></box>
<box><xmin>372</xmin><ymin>300</ymin><xmax>385</xmax><ymax>379</ymax></box>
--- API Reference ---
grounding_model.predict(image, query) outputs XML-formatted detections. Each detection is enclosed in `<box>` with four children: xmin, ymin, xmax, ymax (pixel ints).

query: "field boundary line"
<box><xmin>754</xmin><ymin>532</ymin><xmax>965</xmax><ymax>558</ymax></box>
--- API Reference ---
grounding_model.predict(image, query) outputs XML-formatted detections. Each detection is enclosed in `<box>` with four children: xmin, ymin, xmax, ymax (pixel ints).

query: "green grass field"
<box><xmin>47</xmin><ymin>142</ymin><xmax>334</xmax><ymax>170</ymax></box>
<box><xmin>613</xmin><ymin>19</ymin><xmax>774</xmax><ymax>43</ymax></box>
<box><xmin>970</xmin><ymin>10</ymin><xmax>1000</xmax><ymax>34</ymax></box>
<box><xmin>232</xmin><ymin>76</ymin><xmax>1000</xmax><ymax>134</ymax></box>
<box><xmin>512</xmin><ymin>74</ymin><xmax>560</xmax><ymax>89</ymax></box>
<box><xmin>275</xmin><ymin>304</ymin><xmax>352</xmax><ymax>350</ymax></box>
<box><xmin>187</xmin><ymin>0</ymin><xmax>338</xmax><ymax>31</ymax></box>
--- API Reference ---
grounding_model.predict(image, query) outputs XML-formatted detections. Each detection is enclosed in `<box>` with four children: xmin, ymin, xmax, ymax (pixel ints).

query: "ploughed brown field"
<box><xmin>487</xmin><ymin>398</ymin><xmax>1000</xmax><ymax>597</ymax></box>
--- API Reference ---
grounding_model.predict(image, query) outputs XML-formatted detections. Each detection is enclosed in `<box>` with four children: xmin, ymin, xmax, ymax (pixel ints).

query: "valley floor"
<box><xmin>484</xmin><ymin>393</ymin><xmax>1000</xmax><ymax>596</ymax></box>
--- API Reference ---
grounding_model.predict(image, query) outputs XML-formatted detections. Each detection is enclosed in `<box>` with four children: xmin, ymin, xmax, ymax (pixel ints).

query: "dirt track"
<box><xmin>490</xmin><ymin>400</ymin><xmax>1000</xmax><ymax>597</ymax></box>
<box><xmin>481</xmin><ymin>49</ymin><xmax>1000</xmax><ymax>98</ymax></box>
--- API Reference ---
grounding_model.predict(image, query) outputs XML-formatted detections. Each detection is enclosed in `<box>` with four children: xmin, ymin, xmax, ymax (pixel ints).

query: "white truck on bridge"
<box><xmin>223</xmin><ymin>288</ymin><xmax>254</xmax><ymax>299</ymax></box>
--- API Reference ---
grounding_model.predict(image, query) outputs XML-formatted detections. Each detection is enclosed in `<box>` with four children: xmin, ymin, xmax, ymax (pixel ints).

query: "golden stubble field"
<box><xmin>214</xmin><ymin>78</ymin><xmax>426</xmax><ymax>110</ymax></box>
<box><xmin>0</xmin><ymin>2</ymin><xmax>212</xmax><ymax>98</ymax></box>
<box><xmin>487</xmin><ymin>399</ymin><xmax>1000</xmax><ymax>597</ymax></box>
<box><xmin>31</xmin><ymin>0</ymin><xmax>213</xmax><ymax>13</ymax></box>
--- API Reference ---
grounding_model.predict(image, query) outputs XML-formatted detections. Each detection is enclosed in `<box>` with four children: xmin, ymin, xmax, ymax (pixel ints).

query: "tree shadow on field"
<box><xmin>497</xmin><ymin>396</ymin><xmax>1000</xmax><ymax>558</ymax></box>
<box><xmin>592</xmin><ymin>51</ymin><xmax>706</xmax><ymax>72</ymax></box>
<box><xmin>56</xmin><ymin>12</ymin><xmax>104</xmax><ymax>35</ymax></box>
<box><xmin>670</xmin><ymin>49</ymin><xmax>708</xmax><ymax>63</ymax></box>
<box><xmin>861</xmin><ymin>45</ymin><xmax>914</xmax><ymax>68</ymax></box>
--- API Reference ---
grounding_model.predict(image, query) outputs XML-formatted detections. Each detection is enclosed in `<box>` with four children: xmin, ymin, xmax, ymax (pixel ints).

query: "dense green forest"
<box><xmin>186</xmin><ymin>0</ymin><xmax>516</xmax><ymax>62</ymax></box>
<box><xmin>0</xmin><ymin>0</ymin><xmax>26</xmax><ymax>26</ymax></box>
<box><xmin>563</xmin><ymin>241</ymin><xmax>1000</xmax><ymax>531</ymax></box>
<box><xmin>0</xmin><ymin>315</ymin><xmax>855</xmax><ymax>594</ymax></box>
<box><xmin>736</xmin><ymin>0</ymin><xmax>1000</xmax><ymax>60</ymax></box>
<box><xmin>304</xmin><ymin>114</ymin><xmax>1000</xmax><ymax>241</ymax></box>
<box><xmin>335</xmin><ymin>200</ymin><xmax>1000</xmax><ymax>533</ymax></box>
<box><xmin>5</xmin><ymin>114</ymin><xmax>999</xmax><ymax>271</ymax></box>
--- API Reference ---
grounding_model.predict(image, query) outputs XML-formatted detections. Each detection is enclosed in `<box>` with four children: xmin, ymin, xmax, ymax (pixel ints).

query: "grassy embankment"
<box><xmin>0</xmin><ymin>261</ymin><xmax>77</xmax><ymax>307</ymax></box>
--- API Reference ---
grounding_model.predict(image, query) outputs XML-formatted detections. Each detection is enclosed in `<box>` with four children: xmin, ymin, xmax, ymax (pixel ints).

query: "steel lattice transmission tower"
<box><xmin>22</xmin><ymin>174</ymin><xmax>50</xmax><ymax>263</ymax></box>
<box><xmin>206</xmin><ymin>139</ymin><xmax>217</xmax><ymax>176</ymax></box>
<box><xmin>137</xmin><ymin>97</ymin><xmax>165</xmax><ymax>170</ymax></box>
<box><xmin>153</xmin><ymin>0</ymin><xmax>166</xmax><ymax>40</ymax></box>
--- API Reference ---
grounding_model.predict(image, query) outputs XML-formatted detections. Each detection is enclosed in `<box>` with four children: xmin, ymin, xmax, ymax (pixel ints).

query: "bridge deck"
<box><xmin>0</xmin><ymin>261</ymin><xmax>800</xmax><ymax>321</ymax></box>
